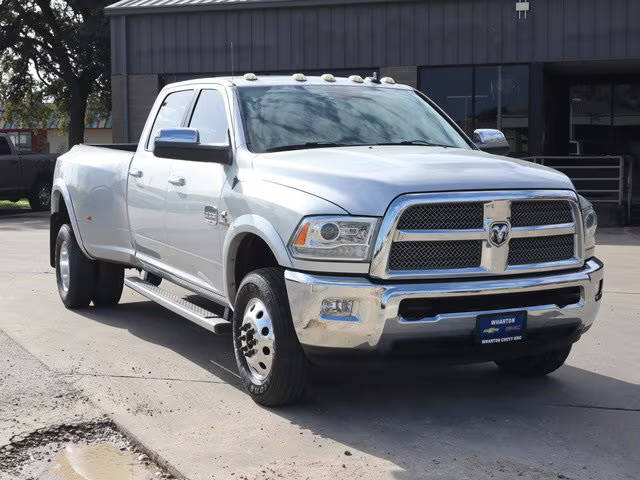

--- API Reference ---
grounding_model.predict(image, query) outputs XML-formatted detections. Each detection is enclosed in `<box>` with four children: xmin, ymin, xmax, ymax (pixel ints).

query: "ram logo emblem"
<box><xmin>489</xmin><ymin>222</ymin><xmax>510</xmax><ymax>246</ymax></box>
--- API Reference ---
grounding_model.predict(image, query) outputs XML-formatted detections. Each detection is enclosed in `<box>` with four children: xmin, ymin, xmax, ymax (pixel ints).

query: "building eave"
<box><xmin>105</xmin><ymin>0</ymin><xmax>395</xmax><ymax>16</ymax></box>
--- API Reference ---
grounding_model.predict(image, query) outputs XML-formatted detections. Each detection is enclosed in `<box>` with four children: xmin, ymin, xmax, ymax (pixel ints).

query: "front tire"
<box><xmin>28</xmin><ymin>180</ymin><xmax>52</xmax><ymax>211</ymax></box>
<box><xmin>495</xmin><ymin>346</ymin><xmax>572</xmax><ymax>377</ymax></box>
<box><xmin>233</xmin><ymin>268</ymin><xmax>308</xmax><ymax>407</ymax></box>
<box><xmin>55</xmin><ymin>224</ymin><xmax>95</xmax><ymax>309</ymax></box>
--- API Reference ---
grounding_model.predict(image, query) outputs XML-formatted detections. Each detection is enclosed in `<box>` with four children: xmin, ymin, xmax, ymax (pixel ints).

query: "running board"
<box><xmin>124</xmin><ymin>277</ymin><xmax>231</xmax><ymax>334</ymax></box>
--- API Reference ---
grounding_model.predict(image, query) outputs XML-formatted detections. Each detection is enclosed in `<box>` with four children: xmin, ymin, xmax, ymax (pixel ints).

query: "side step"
<box><xmin>124</xmin><ymin>277</ymin><xmax>231</xmax><ymax>334</ymax></box>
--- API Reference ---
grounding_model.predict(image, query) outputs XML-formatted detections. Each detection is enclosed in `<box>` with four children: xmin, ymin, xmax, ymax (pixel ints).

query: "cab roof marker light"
<box><xmin>292</xmin><ymin>73</ymin><xmax>307</xmax><ymax>82</ymax></box>
<box><xmin>321</xmin><ymin>73</ymin><xmax>336</xmax><ymax>82</ymax></box>
<box><xmin>243</xmin><ymin>73</ymin><xmax>258</xmax><ymax>81</ymax></box>
<box><xmin>348</xmin><ymin>75</ymin><xmax>364</xmax><ymax>83</ymax></box>
<box><xmin>380</xmin><ymin>77</ymin><xmax>396</xmax><ymax>85</ymax></box>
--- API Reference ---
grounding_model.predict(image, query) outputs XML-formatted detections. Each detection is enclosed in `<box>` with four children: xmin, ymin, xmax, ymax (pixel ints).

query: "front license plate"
<box><xmin>476</xmin><ymin>311</ymin><xmax>527</xmax><ymax>345</ymax></box>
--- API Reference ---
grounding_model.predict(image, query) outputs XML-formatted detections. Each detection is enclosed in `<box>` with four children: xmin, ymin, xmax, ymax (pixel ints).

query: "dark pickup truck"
<box><xmin>0</xmin><ymin>134</ymin><xmax>56</xmax><ymax>211</ymax></box>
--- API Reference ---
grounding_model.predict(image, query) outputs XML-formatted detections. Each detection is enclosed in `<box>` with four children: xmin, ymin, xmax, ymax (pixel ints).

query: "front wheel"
<box><xmin>495</xmin><ymin>346</ymin><xmax>572</xmax><ymax>377</ymax></box>
<box><xmin>28</xmin><ymin>180</ymin><xmax>52</xmax><ymax>211</ymax></box>
<box><xmin>233</xmin><ymin>268</ymin><xmax>308</xmax><ymax>407</ymax></box>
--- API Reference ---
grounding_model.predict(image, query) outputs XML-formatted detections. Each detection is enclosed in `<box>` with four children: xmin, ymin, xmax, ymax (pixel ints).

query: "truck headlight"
<box><xmin>289</xmin><ymin>216</ymin><xmax>379</xmax><ymax>261</ymax></box>
<box><xmin>579</xmin><ymin>195</ymin><xmax>597</xmax><ymax>253</ymax></box>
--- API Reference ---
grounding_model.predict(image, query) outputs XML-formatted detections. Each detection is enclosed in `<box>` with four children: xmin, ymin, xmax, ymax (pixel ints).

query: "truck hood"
<box><xmin>253</xmin><ymin>146</ymin><xmax>575</xmax><ymax>215</ymax></box>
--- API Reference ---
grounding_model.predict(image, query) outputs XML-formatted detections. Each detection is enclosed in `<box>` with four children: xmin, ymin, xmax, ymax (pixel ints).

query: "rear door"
<box><xmin>127</xmin><ymin>89</ymin><xmax>195</xmax><ymax>268</ymax></box>
<box><xmin>0</xmin><ymin>137</ymin><xmax>21</xmax><ymax>193</ymax></box>
<box><xmin>163</xmin><ymin>87</ymin><xmax>233</xmax><ymax>294</ymax></box>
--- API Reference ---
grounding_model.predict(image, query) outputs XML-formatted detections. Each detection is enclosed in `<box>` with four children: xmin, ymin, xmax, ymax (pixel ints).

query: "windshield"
<box><xmin>237</xmin><ymin>85</ymin><xmax>471</xmax><ymax>153</ymax></box>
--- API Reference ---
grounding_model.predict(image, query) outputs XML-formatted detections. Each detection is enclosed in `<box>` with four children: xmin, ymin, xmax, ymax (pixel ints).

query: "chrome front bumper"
<box><xmin>284</xmin><ymin>258</ymin><xmax>604</xmax><ymax>355</ymax></box>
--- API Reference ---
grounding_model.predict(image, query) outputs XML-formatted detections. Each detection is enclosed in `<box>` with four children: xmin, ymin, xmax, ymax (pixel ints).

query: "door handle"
<box><xmin>168</xmin><ymin>176</ymin><xmax>186</xmax><ymax>187</ymax></box>
<box><xmin>129</xmin><ymin>170</ymin><xmax>143</xmax><ymax>178</ymax></box>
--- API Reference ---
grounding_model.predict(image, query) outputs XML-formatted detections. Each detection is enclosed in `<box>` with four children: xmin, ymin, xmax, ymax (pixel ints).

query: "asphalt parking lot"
<box><xmin>0</xmin><ymin>211</ymin><xmax>638</xmax><ymax>480</ymax></box>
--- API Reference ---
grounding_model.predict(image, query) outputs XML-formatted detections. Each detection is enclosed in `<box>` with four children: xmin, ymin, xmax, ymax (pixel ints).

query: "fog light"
<box><xmin>321</xmin><ymin>299</ymin><xmax>354</xmax><ymax>317</ymax></box>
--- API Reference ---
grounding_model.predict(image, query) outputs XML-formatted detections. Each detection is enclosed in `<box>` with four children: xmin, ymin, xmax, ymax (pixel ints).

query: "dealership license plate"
<box><xmin>476</xmin><ymin>311</ymin><xmax>527</xmax><ymax>345</ymax></box>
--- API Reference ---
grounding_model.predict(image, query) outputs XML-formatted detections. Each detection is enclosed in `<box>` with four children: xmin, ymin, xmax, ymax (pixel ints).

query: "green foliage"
<box><xmin>0</xmin><ymin>1</ymin><xmax>111</xmax><ymax>144</ymax></box>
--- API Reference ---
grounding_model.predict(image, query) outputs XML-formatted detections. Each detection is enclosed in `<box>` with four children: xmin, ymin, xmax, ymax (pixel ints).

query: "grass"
<box><xmin>0</xmin><ymin>198</ymin><xmax>29</xmax><ymax>209</ymax></box>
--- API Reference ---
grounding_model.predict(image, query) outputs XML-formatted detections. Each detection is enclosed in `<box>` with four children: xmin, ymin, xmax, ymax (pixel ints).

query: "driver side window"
<box><xmin>188</xmin><ymin>89</ymin><xmax>229</xmax><ymax>145</ymax></box>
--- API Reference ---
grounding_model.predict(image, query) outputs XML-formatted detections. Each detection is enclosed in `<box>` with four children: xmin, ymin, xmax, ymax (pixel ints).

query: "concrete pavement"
<box><xmin>0</xmin><ymin>211</ymin><xmax>638</xmax><ymax>479</ymax></box>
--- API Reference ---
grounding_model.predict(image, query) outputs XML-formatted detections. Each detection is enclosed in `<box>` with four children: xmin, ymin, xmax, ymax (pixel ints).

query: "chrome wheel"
<box><xmin>239</xmin><ymin>298</ymin><xmax>275</xmax><ymax>383</ymax></box>
<box><xmin>59</xmin><ymin>240</ymin><xmax>70</xmax><ymax>293</ymax></box>
<box><xmin>37</xmin><ymin>184</ymin><xmax>50</xmax><ymax>207</ymax></box>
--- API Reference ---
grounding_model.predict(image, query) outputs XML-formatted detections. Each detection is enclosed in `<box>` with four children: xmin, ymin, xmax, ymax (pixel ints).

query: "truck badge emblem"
<box><xmin>489</xmin><ymin>222</ymin><xmax>510</xmax><ymax>246</ymax></box>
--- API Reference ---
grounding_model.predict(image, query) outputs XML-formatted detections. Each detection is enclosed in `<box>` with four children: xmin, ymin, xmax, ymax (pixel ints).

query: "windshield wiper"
<box><xmin>373</xmin><ymin>140</ymin><xmax>455</xmax><ymax>148</ymax></box>
<box><xmin>263</xmin><ymin>142</ymin><xmax>346</xmax><ymax>153</ymax></box>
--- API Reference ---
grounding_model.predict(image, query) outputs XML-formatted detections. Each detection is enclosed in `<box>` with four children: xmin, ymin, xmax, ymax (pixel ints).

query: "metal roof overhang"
<box><xmin>105</xmin><ymin>0</ymin><xmax>394</xmax><ymax>15</ymax></box>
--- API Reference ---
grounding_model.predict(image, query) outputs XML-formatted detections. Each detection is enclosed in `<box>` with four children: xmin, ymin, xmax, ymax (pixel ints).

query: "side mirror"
<box><xmin>153</xmin><ymin>128</ymin><xmax>232</xmax><ymax>164</ymax></box>
<box><xmin>472</xmin><ymin>129</ymin><xmax>510</xmax><ymax>156</ymax></box>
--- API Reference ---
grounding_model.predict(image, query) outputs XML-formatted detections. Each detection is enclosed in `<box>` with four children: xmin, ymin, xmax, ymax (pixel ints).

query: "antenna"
<box><xmin>230</xmin><ymin>41</ymin><xmax>235</xmax><ymax>80</ymax></box>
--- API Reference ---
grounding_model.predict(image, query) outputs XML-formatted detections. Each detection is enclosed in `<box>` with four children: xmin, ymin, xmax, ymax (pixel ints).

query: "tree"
<box><xmin>0</xmin><ymin>1</ymin><xmax>111</xmax><ymax>147</ymax></box>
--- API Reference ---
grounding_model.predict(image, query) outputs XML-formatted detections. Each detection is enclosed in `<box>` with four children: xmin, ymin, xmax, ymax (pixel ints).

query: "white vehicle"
<box><xmin>51</xmin><ymin>75</ymin><xmax>603</xmax><ymax>406</ymax></box>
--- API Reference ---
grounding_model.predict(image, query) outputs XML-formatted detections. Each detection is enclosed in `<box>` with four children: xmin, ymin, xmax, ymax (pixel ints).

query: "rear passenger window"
<box><xmin>146</xmin><ymin>90</ymin><xmax>194</xmax><ymax>150</ymax></box>
<box><xmin>0</xmin><ymin>138</ymin><xmax>11</xmax><ymax>155</ymax></box>
<box><xmin>188</xmin><ymin>90</ymin><xmax>229</xmax><ymax>144</ymax></box>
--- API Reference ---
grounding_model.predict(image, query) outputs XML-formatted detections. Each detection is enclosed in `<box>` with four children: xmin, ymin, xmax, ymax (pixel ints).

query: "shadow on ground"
<box><xmin>76</xmin><ymin>298</ymin><xmax>640</xmax><ymax>479</ymax></box>
<box><xmin>0</xmin><ymin>210</ymin><xmax>49</xmax><ymax>231</ymax></box>
<box><xmin>597</xmin><ymin>227</ymin><xmax>640</xmax><ymax>246</ymax></box>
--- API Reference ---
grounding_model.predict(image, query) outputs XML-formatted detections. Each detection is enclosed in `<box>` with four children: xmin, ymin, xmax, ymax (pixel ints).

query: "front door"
<box><xmin>163</xmin><ymin>88</ymin><xmax>233</xmax><ymax>294</ymax></box>
<box><xmin>127</xmin><ymin>89</ymin><xmax>195</xmax><ymax>268</ymax></box>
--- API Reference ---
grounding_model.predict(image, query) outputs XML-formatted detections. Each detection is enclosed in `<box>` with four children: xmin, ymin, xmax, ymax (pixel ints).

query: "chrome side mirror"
<box><xmin>153</xmin><ymin>128</ymin><xmax>232</xmax><ymax>164</ymax></box>
<box><xmin>473</xmin><ymin>129</ymin><xmax>510</xmax><ymax>155</ymax></box>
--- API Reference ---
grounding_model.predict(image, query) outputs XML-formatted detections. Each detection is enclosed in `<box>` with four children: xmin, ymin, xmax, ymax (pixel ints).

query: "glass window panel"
<box><xmin>474</xmin><ymin>66</ymin><xmax>499</xmax><ymax>130</ymax></box>
<box><xmin>570</xmin><ymin>84</ymin><xmax>612</xmax><ymax>155</ymax></box>
<box><xmin>475</xmin><ymin>65</ymin><xmax>529</xmax><ymax>155</ymax></box>
<box><xmin>188</xmin><ymin>90</ymin><xmax>229</xmax><ymax>144</ymax></box>
<box><xmin>146</xmin><ymin>90</ymin><xmax>194</xmax><ymax>150</ymax></box>
<box><xmin>613</xmin><ymin>83</ymin><xmax>640</xmax><ymax>156</ymax></box>
<box><xmin>420</xmin><ymin>67</ymin><xmax>473</xmax><ymax>134</ymax></box>
<box><xmin>500</xmin><ymin>65</ymin><xmax>529</xmax><ymax>155</ymax></box>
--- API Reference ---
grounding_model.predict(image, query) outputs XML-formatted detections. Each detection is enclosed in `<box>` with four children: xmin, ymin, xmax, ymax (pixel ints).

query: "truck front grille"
<box><xmin>371</xmin><ymin>192</ymin><xmax>583</xmax><ymax>279</ymax></box>
<box><xmin>397</xmin><ymin>202</ymin><xmax>484</xmax><ymax>230</ymax></box>
<box><xmin>508</xmin><ymin>234</ymin><xmax>575</xmax><ymax>265</ymax></box>
<box><xmin>388</xmin><ymin>240</ymin><xmax>482</xmax><ymax>271</ymax></box>
<box><xmin>511</xmin><ymin>200</ymin><xmax>574</xmax><ymax>227</ymax></box>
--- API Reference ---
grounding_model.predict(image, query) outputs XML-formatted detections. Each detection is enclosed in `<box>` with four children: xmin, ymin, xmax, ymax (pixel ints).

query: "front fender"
<box><xmin>222</xmin><ymin>214</ymin><xmax>293</xmax><ymax>302</ymax></box>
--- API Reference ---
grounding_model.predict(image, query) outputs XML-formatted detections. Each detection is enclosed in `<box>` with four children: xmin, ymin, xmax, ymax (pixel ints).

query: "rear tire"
<box><xmin>495</xmin><ymin>346</ymin><xmax>571</xmax><ymax>377</ymax></box>
<box><xmin>233</xmin><ymin>267</ymin><xmax>308</xmax><ymax>407</ymax></box>
<box><xmin>55</xmin><ymin>224</ymin><xmax>95</xmax><ymax>309</ymax></box>
<box><xmin>28</xmin><ymin>180</ymin><xmax>52</xmax><ymax>211</ymax></box>
<box><xmin>92</xmin><ymin>262</ymin><xmax>124</xmax><ymax>307</ymax></box>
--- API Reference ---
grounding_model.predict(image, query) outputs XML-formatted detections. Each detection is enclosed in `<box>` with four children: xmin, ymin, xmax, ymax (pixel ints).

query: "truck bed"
<box><xmin>56</xmin><ymin>144</ymin><xmax>136</xmax><ymax>265</ymax></box>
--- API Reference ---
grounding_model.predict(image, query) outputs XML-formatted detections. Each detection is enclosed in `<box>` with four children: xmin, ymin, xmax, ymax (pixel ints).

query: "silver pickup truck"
<box><xmin>51</xmin><ymin>74</ymin><xmax>603</xmax><ymax>406</ymax></box>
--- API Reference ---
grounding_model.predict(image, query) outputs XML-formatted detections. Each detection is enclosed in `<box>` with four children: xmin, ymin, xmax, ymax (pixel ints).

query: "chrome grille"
<box><xmin>508</xmin><ymin>234</ymin><xmax>575</xmax><ymax>265</ymax></box>
<box><xmin>370</xmin><ymin>191</ymin><xmax>583</xmax><ymax>279</ymax></box>
<box><xmin>388</xmin><ymin>240</ymin><xmax>482</xmax><ymax>270</ymax></box>
<box><xmin>511</xmin><ymin>200</ymin><xmax>573</xmax><ymax>227</ymax></box>
<box><xmin>397</xmin><ymin>203</ymin><xmax>484</xmax><ymax>230</ymax></box>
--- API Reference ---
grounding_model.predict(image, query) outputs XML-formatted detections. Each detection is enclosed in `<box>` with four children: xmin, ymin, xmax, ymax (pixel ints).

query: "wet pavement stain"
<box><xmin>38</xmin><ymin>443</ymin><xmax>156</xmax><ymax>480</ymax></box>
